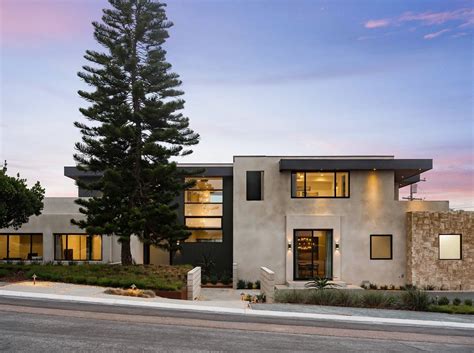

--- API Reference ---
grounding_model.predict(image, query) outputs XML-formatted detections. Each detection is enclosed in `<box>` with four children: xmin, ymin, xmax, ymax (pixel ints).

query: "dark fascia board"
<box><xmin>398</xmin><ymin>174</ymin><xmax>420</xmax><ymax>188</ymax></box>
<box><xmin>64</xmin><ymin>165</ymin><xmax>233</xmax><ymax>180</ymax></box>
<box><xmin>279</xmin><ymin>159</ymin><xmax>432</xmax><ymax>183</ymax></box>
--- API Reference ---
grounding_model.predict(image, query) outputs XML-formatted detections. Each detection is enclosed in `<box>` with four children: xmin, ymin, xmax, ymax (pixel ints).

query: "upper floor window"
<box><xmin>291</xmin><ymin>171</ymin><xmax>349</xmax><ymax>198</ymax></box>
<box><xmin>246</xmin><ymin>171</ymin><xmax>264</xmax><ymax>201</ymax></box>
<box><xmin>184</xmin><ymin>177</ymin><xmax>223</xmax><ymax>242</ymax></box>
<box><xmin>439</xmin><ymin>234</ymin><xmax>462</xmax><ymax>260</ymax></box>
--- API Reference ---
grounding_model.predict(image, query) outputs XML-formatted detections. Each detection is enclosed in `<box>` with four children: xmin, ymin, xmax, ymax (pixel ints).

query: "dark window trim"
<box><xmin>293</xmin><ymin>228</ymin><xmax>333</xmax><ymax>281</ymax></box>
<box><xmin>438</xmin><ymin>234</ymin><xmax>462</xmax><ymax>260</ymax></box>
<box><xmin>291</xmin><ymin>171</ymin><xmax>350</xmax><ymax>199</ymax></box>
<box><xmin>370</xmin><ymin>234</ymin><xmax>393</xmax><ymax>260</ymax></box>
<box><xmin>0</xmin><ymin>233</ymin><xmax>43</xmax><ymax>261</ymax></box>
<box><xmin>184</xmin><ymin>176</ymin><xmax>224</xmax><ymax>243</ymax></box>
<box><xmin>53</xmin><ymin>233</ymin><xmax>103</xmax><ymax>262</ymax></box>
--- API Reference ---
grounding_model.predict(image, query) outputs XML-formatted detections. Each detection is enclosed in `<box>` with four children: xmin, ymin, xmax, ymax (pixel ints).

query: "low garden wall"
<box><xmin>260</xmin><ymin>266</ymin><xmax>275</xmax><ymax>303</ymax></box>
<box><xmin>187</xmin><ymin>266</ymin><xmax>201</xmax><ymax>300</ymax></box>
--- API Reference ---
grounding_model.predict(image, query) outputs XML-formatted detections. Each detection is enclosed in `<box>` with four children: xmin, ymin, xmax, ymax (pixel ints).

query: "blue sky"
<box><xmin>0</xmin><ymin>0</ymin><xmax>473</xmax><ymax>209</ymax></box>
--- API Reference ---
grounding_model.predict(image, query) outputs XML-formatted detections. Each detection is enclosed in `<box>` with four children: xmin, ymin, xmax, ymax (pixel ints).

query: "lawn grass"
<box><xmin>0</xmin><ymin>263</ymin><xmax>191</xmax><ymax>292</ymax></box>
<box><xmin>428</xmin><ymin>304</ymin><xmax>474</xmax><ymax>315</ymax></box>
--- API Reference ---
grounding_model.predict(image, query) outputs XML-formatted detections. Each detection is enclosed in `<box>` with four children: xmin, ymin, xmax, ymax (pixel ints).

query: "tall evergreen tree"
<box><xmin>72</xmin><ymin>0</ymin><xmax>199</xmax><ymax>265</ymax></box>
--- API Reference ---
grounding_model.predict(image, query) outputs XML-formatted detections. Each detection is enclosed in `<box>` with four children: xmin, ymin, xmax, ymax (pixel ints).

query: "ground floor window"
<box><xmin>294</xmin><ymin>229</ymin><xmax>333</xmax><ymax>280</ymax></box>
<box><xmin>370</xmin><ymin>235</ymin><xmax>392</xmax><ymax>260</ymax></box>
<box><xmin>439</xmin><ymin>234</ymin><xmax>462</xmax><ymax>260</ymax></box>
<box><xmin>54</xmin><ymin>234</ymin><xmax>102</xmax><ymax>261</ymax></box>
<box><xmin>0</xmin><ymin>234</ymin><xmax>43</xmax><ymax>260</ymax></box>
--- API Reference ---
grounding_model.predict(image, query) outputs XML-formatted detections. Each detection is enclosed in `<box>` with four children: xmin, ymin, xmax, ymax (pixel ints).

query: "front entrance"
<box><xmin>294</xmin><ymin>229</ymin><xmax>333</xmax><ymax>280</ymax></box>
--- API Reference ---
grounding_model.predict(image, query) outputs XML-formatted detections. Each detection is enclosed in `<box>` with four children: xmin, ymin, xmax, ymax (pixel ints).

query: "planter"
<box><xmin>201</xmin><ymin>283</ymin><xmax>232</xmax><ymax>288</ymax></box>
<box><xmin>154</xmin><ymin>287</ymin><xmax>187</xmax><ymax>300</ymax></box>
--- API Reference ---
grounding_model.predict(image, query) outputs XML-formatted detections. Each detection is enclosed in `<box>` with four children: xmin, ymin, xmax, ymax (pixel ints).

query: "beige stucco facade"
<box><xmin>407</xmin><ymin>211</ymin><xmax>473</xmax><ymax>290</ymax></box>
<box><xmin>232</xmin><ymin>156</ymin><xmax>449</xmax><ymax>286</ymax></box>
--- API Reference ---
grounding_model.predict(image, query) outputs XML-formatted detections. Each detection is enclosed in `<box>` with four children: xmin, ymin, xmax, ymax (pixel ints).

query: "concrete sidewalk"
<box><xmin>0</xmin><ymin>281</ymin><xmax>473</xmax><ymax>330</ymax></box>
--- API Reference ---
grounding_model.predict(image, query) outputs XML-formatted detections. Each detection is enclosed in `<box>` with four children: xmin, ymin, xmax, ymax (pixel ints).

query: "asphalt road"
<box><xmin>0</xmin><ymin>297</ymin><xmax>473</xmax><ymax>352</ymax></box>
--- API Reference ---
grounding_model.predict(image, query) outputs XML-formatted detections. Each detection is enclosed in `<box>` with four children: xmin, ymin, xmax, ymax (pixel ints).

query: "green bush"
<box><xmin>237</xmin><ymin>279</ymin><xmax>246</xmax><ymax>289</ymax></box>
<box><xmin>369</xmin><ymin>283</ymin><xmax>377</xmax><ymax>290</ymax></box>
<box><xmin>362</xmin><ymin>292</ymin><xmax>397</xmax><ymax>308</ymax></box>
<box><xmin>453</xmin><ymin>298</ymin><xmax>461</xmax><ymax>306</ymax></box>
<box><xmin>438</xmin><ymin>296</ymin><xmax>450</xmax><ymax>305</ymax></box>
<box><xmin>220</xmin><ymin>273</ymin><xmax>231</xmax><ymax>285</ymax></box>
<box><xmin>246</xmin><ymin>281</ymin><xmax>254</xmax><ymax>289</ymax></box>
<box><xmin>275</xmin><ymin>289</ymin><xmax>305</xmax><ymax>304</ymax></box>
<box><xmin>464</xmin><ymin>299</ymin><xmax>472</xmax><ymax>306</ymax></box>
<box><xmin>210</xmin><ymin>275</ymin><xmax>218</xmax><ymax>285</ymax></box>
<box><xmin>201</xmin><ymin>275</ymin><xmax>209</xmax><ymax>285</ymax></box>
<box><xmin>401</xmin><ymin>289</ymin><xmax>430</xmax><ymax>311</ymax></box>
<box><xmin>0</xmin><ymin>268</ymin><xmax>11</xmax><ymax>278</ymax></box>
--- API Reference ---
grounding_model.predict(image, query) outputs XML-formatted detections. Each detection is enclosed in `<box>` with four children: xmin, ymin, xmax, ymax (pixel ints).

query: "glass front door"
<box><xmin>294</xmin><ymin>229</ymin><xmax>333</xmax><ymax>280</ymax></box>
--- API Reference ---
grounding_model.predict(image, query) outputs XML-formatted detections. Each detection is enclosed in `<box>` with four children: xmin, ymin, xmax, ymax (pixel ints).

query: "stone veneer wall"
<box><xmin>407</xmin><ymin>211</ymin><xmax>473</xmax><ymax>290</ymax></box>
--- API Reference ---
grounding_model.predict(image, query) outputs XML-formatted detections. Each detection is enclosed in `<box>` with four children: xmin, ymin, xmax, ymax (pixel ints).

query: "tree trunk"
<box><xmin>169</xmin><ymin>249</ymin><xmax>174</xmax><ymax>266</ymax></box>
<box><xmin>121</xmin><ymin>237</ymin><xmax>133</xmax><ymax>265</ymax></box>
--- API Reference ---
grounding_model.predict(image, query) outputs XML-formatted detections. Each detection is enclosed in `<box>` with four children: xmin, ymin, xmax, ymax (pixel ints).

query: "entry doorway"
<box><xmin>294</xmin><ymin>229</ymin><xmax>333</xmax><ymax>280</ymax></box>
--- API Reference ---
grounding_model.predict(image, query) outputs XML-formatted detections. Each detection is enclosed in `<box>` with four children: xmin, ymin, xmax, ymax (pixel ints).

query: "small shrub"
<box><xmin>246</xmin><ymin>281</ymin><xmax>254</xmax><ymax>289</ymax></box>
<box><xmin>275</xmin><ymin>289</ymin><xmax>304</xmax><ymax>304</ymax></box>
<box><xmin>201</xmin><ymin>275</ymin><xmax>209</xmax><ymax>285</ymax></box>
<box><xmin>369</xmin><ymin>283</ymin><xmax>377</xmax><ymax>290</ymax></box>
<box><xmin>389</xmin><ymin>284</ymin><xmax>396</xmax><ymax>290</ymax></box>
<box><xmin>210</xmin><ymin>275</ymin><xmax>218</xmax><ymax>285</ymax></box>
<box><xmin>254</xmin><ymin>280</ymin><xmax>261</xmax><ymax>289</ymax></box>
<box><xmin>380</xmin><ymin>285</ymin><xmax>388</xmax><ymax>290</ymax></box>
<box><xmin>220</xmin><ymin>273</ymin><xmax>231</xmax><ymax>285</ymax></box>
<box><xmin>423</xmin><ymin>284</ymin><xmax>435</xmax><ymax>291</ymax></box>
<box><xmin>438</xmin><ymin>296</ymin><xmax>450</xmax><ymax>305</ymax></box>
<box><xmin>237</xmin><ymin>279</ymin><xmax>246</xmax><ymax>289</ymax></box>
<box><xmin>362</xmin><ymin>292</ymin><xmax>394</xmax><ymax>308</ymax></box>
<box><xmin>464</xmin><ymin>299</ymin><xmax>472</xmax><ymax>306</ymax></box>
<box><xmin>306</xmin><ymin>277</ymin><xmax>340</xmax><ymax>290</ymax></box>
<box><xmin>0</xmin><ymin>269</ymin><xmax>10</xmax><ymax>278</ymax></box>
<box><xmin>453</xmin><ymin>298</ymin><xmax>461</xmax><ymax>306</ymax></box>
<box><xmin>401</xmin><ymin>289</ymin><xmax>430</xmax><ymax>311</ymax></box>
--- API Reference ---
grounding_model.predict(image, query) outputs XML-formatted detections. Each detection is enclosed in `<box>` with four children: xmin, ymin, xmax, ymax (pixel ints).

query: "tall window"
<box><xmin>54</xmin><ymin>234</ymin><xmax>102</xmax><ymax>261</ymax></box>
<box><xmin>185</xmin><ymin>177</ymin><xmax>223</xmax><ymax>242</ymax></box>
<box><xmin>246</xmin><ymin>171</ymin><xmax>264</xmax><ymax>201</ymax></box>
<box><xmin>291</xmin><ymin>171</ymin><xmax>349</xmax><ymax>198</ymax></box>
<box><xmin>439</xmin><ymin>234</ymin><xmax>462</xmax><ymax>260</ymax></box>
<box><xmin>0</xmin><ymin>234</ymin><xmax>43</xmax><ymax>260</ymax></box>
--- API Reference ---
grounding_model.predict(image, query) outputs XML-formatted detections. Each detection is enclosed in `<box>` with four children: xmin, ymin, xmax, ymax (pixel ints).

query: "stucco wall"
<box><xmin>0</xmin><ymin>198</ymin><xmax>122</xmax><ymax>263</ymax></box>
<box><xmin>233</xmin><ymin>156</ymin><xmax>449</xmax><ymax>286</ymax></box>
<box><xmin>407</xmin><ymin>211</ymin><xmax>473</xmax><ymax>290</ymax></box>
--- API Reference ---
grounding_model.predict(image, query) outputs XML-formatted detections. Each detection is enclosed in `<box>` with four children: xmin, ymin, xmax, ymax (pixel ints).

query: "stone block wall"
<box><xmin>407</xmin><ymin>211</ymin><xmax>473</xmax><ymax>290</ymax></box>
<box><xmin>260</xmin><ymin>267</ymin><xmax>275</xmax><ymax>303</ymax></box>
<box><xmin>187</xmin><ymin>266</ymin><xmax>201</xmax><ymax>300</ymax></box>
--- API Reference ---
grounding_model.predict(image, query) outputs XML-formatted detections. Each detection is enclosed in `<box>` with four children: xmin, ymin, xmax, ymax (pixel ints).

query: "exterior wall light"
<box><xmin>287</xmin><ymin>241</ymin><xmax>292</xmax><ymax>250</ymax></box>
<box><xmin>176</xmin><ymin>240</ymin><xmax>180</xmax><ymax>246</ymax></box>
<box><xmin>335</xmin><ymin>242</ymin><xmax>340</xmax><ymax>250</ymax></box>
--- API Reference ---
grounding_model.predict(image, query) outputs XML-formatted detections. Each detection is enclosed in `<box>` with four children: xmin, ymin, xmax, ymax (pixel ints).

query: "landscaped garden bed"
<box><xmin>274</xmin><ymin>288</ymin><xmax>474</xmax><ymax>315</ymax></box>
<box><xmin>0</xmin><ymin>263</ymin><xmax>191</xmax><ymax>298</ymax></box>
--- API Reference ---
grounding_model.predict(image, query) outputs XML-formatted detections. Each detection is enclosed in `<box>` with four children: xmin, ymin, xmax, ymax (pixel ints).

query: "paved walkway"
<box><xmin>0</xmin><ymin>281</ymin><xmax>472</xmax><ymax>329</ymax></box>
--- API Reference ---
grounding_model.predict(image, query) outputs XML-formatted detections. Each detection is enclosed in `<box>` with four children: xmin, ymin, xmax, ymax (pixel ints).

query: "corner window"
<box><xmin>291</xmin><ymin>171</ymin><xmax>349</xmax><ymax>198</ymax></box>
<box><xmin>184</xmin><ymin>177</ymin><xmax>223</xmax><ymax>242</ymax></box>
<box><xmin>370</xmin><ymin>235</ymin><xmax>392</xmax><ymax>260</ymax></box>
<box><xmin>0</xmin><ymin>234</ymin><xmax>43</xmax><ymax>261</ymax></box>
<box><xmin>246</xmin><ymin>171</ymin><xmax>264</xmax><ymax>201</ymax></box>
<box><xmin>54</xmin><ymin>234</ymin><xmax>102</xmax><ymax>261</ymax></box>
<box><xmin>439</xmin><ymin>234</ymin><xmax>462</xmax><ymax>260</ymax></box>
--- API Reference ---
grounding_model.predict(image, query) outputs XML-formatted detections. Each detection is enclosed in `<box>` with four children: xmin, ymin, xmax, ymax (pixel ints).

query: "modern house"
<box><xmin>1</xmin><ymin>155</ymin><xmax>472</xmax><ymax>290</ymax></box>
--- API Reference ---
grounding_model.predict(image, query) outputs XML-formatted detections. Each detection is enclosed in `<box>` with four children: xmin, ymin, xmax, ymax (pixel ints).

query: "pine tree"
<box><xmin>72</xmin><ymin>0</ymin><xmax>199</xmax><ymax>265</ymax></box>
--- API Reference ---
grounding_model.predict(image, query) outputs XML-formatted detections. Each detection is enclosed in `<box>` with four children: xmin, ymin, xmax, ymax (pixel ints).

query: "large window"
<box><xmin>291</xmin><ymin>171</ymin><xmax>349</xmax><ymax>198</ymax></box>
<box><xmin>184</xmin><ymin>177</ymin><xmax>223</xmax><ymax>242</ymax></box>
<box><xmin>0</xmin><ymin>234</ymin><xmax>43</xmax><ymax>260</ymax></box>
<box><xmin>54</xmin><ymin>234</ymin><xmax>102</xmax><ymax>261</ymax></box>
<box><xmin>439</xmin><ymin>234</ymin><xmax>462</xmax><ymax>260</ymax></box>
<box><xmin>370</xmin><ymin>235</ymin><xmax>392</xmax><ymax>260</ymax></box>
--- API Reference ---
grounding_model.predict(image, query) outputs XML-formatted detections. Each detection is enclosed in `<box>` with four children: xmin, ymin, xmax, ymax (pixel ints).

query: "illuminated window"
<box><xmin>291</xmin><ymin>172</ymin><xmax>349</xmax><ymax>198</ymax></box>
<box><xmin>184</xmin><ymin>177</ymin><xmax>223</xmax><ymax>242</ymax></box>
<box><xmin>439</xmin><ymin>234</ymin><xmax>462</xmax><ymax>260</ymax></box>
<box><xmin>0</xmin><ymin>234</ymin><xmax>43</xmax><ymax>260</ymax></box>
<box><xmin>54</xmin><ymin>234</ymin><xmax>102</xmax><ymax>261</ymax></box>
<box><xmin>370</xmin><ymin>235</ymin><xmax>392</xmax><ymax>260</ymax></box>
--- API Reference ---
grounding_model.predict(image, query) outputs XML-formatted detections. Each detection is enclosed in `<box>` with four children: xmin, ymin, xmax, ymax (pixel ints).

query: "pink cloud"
<box><xmin>364</xmin><ymin>7</ymin><xmax>474</xmax><ymax>34</ymax></box>
<box><xmin>0</xmin><ymin>0</ymin><xmax>100</xmax><ymax>45</ymax></box>
<box><xmin>364</xmin><ymin>19</ymin><xmax>391</xmax><ymax>29</ymax></box>
<box><xmin>423</xmin><ymin>28</ymin><xmax>451</xmax><ymax>40</ymax></box>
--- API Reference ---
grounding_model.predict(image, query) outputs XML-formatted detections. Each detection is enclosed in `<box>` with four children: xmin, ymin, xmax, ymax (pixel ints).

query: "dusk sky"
<box><xmin>0</xmin><ymin>0</ymin><xmax>473</xmax><ymax>210</ymax></box>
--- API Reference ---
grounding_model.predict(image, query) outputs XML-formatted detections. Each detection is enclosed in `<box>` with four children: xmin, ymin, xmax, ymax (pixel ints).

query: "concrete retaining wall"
<box><xmin>232</xmin><ymin>263</ymin><xmax>238</xmax><ymax>289</ymax></box>
<box><xmin>187</xmin><ymin>266</ymin><xmax>201</xmax><ymax>300</ymax></box>
<box><xmin>260</xmin><ymin>267</ymin><xmax>275</xmax><ymax>303</ymax></box>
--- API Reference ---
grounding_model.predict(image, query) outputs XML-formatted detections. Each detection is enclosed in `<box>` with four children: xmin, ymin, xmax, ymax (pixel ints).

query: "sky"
<box><xmin>0</xmin><ymin>0</ymin><xmax>473</xmax><ymax>210</ymax></box>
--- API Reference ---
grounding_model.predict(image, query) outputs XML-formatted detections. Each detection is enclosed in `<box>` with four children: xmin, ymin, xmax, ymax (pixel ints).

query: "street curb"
<box><xmin>0</xmin><ymin>290</ymin><xmax>473</xmax><ymax>330</ymax></box>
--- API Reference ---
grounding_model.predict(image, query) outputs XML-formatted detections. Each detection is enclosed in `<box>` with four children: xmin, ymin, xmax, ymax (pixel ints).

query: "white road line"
<box><xmin>0</xmin><ymin>290</ymin><xmax>472</xmax><ymax>330</ymax></box>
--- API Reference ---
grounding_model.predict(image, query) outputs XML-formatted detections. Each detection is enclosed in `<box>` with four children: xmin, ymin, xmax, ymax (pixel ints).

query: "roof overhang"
<box><xmin>279</xmin><ymin>158</ymin><xmax>432</xmax><ymax>185</ymax></box>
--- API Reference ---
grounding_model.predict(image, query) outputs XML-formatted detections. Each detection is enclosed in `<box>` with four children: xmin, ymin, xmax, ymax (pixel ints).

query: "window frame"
<box><xmin>184</xmin><ymin>177</ymin><xmax>224</xmax><ymax>243</ymax></box>
<box><xmin>291</xmin><ymin>171</ymin><xmax>350</xmax><ymax>199</ymax></box>
<box><xmin>0</xmin><ymin>233</ymin><xmax>43</xmax><ymax>261</ymax></box>
<box><xmin>438</xmin><ymin>234</ymin><xmax>462</xmax><ymax>260</ymax></box>
<box><xmin>246</xmin><ymin>170</ymin><xmax>264</xmax><ymax>201</ymax></box>
<box><xmin>53</xmin><ymin>233</ymin><xmax>103</xmax><ymax>262</ymax></box>
<box><xmin>370</xmin><ymin>234</ymin><xmax>393</xmax><ymax>260</ymax></box>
